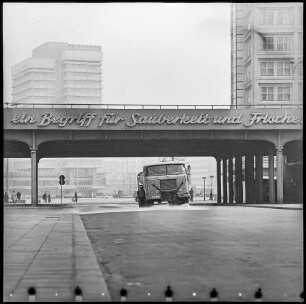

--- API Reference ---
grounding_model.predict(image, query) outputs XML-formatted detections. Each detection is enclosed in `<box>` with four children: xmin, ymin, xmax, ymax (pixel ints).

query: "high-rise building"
<box><xmin>11</xmin><ymin>42</ymin><xmax>103</xmax><ymax>104</ymax></box>
<box><xmin>231</xmin><ymin>3</ymin><xmax>303</xmax><ymax>107</ymax></box>
<box><xmin>231</xmin><ymin>3</ymin><xmax>303</xmax><ymax>203</ymax></box>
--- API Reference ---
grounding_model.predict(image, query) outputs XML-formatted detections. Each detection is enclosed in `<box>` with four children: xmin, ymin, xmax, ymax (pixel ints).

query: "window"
<box><xmin>299</xmin><ymin>6</ymin><xmax>303</xmax><ymax>25</ymax></box>
<box><xmin>260</xmin><ymin>61</ymin><xmax>274</xmax><ymax>75</ymax></box>
<box><xmin>276</xmin><ymin>10</ymin><xmax>292</xmax><ymax>25</ymax></box>
<box><xmin>298</xmin><ymin>83</ymin><xmax>303</xmax><ymax>101</ymax></box>
<box><xmin>277</xmin><ymin>37</ymin><xmax>290</xmax><ymax>51</ymax></box>
<box><xmin>298</xmin><ymin>33</ymin><xmax>303</xmax><ymax>51</ymax></box>
<box><xmin>261</xmin><ymin>37</ymin><xmax>274</xmax><ymax>51</ymax></box>
<box><xmin>277</xmin><ymin>61</ymin><xmax>291</xmax><ymax>76</ymax></box>
<box><xmin>146</xmin><ymin>164</ymin><xmax>185</xmax><ymax>176</ymax></box>
<box><xmin>299</xmin><ymin>64</ymin><xmax>303</xmax><ymax>76</ymax></box>
<box><xmin>261</xmin><ymin>35</ymin><xmax>291</xmax><ymax>52</ymax></box>
<box><xmin>277</xmin><ymin>86</ymin><xmax>291</xmax><ymax>101</ymax></box>
<box><xmin>260</xmin><ymin>11</ymin><xmax>274</xmax><ymax>25</ymax></box>
<box><xmin>260</xmin><ymin>85</ymin><xmax>292</xmax><ymax>102</ymax></box>
<box><xmin>261</xmin><ymin>86</ymin><xmax>274</xmax><ymax>101</ymax></box>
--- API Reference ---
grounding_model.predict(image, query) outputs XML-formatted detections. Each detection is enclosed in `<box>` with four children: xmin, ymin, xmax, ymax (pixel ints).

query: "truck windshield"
<box><xmin>146</xmin><ymin>164</ymin><xmax>185</xmax><ymax>176</ymax></box>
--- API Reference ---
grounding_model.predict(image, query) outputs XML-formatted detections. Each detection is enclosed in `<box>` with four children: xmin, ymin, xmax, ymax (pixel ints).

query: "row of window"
<box><xmin>62</xmin><ymin>64</ymin><xmax>101</xmax><ymax>73</ymax></box>
<box><xmin>260</xmin><ymin>10</ymin><xmax>292</xmax><ymax>26</ymax></box>
<box><xmin>13</xmin><ymin>73</ymin><xmax>56</xmax><ymax>86</ymax></box>
<box><xmin>63</xmin><ymin>93</ymin><xmax>101</xmax><ymax>97</ymax></box>
<box><xmin>259</xmin><ymin>7</ymin><xmax>303</xmax><ymax>26</ymax></box>
<box><xmin>64</xmin><ymin>96</ymin><xmax>101</xmax><ymax>102</ymax></box>
<box><xmin>67</xmin><ymin>44</ymin><xmax>101</xmax><ymax>51</ymax></box>
<box><xmin>13</xmin><ymin>81</ymin><xmax>56</xmax><ymax>92</ymax></box>
<box><xmin>244</xmin><ymin>61</ymin><xmax>303</xmax><ymax>82</ymax></box>
<box><xmin>13</xmin><ymin>65</ymin><xmax>55</xmax><ymax>74</ymax></box>
<box><xmin>14</xmin><ymin>93</ymin><xmax>55</xmax><ymax>100</ymax></box>
<box><xmin>261</xmin><ymin>85</ymin><xmax>290</xmax><ymax>101</ymax></box>
<box><xmin>63</xmin><ymin>80</ymin><xmax>101</xmax><ymax>89</ymax></box>
<box><xmin>244</xmin><ymin>34</ymin><xmax>303</xmax><ymax>59</ymax></box>
<box><xmin>63</xmin><ymin>72</ymin><xmax>101</xmax><ymax>81</ymax></box>
<box><xmin>245</xmin><ymin>83</ymin><xmax>303</xmax><ymax>103</ymax></box>
<box><xmin>14</xmin><ymin>88</ymin><xmax>55</xmax><ymax>94</ymax></box>
<box><xmin>13</xmin><ymin>96</ymin><xmax>56</xmax><ymax>102</ymax></box>
<box><xmin>260</xmin><ymin>61</ymin><xmax>303</xmax><ymax>76</ymax></box>
<box><xmin>63</xmin><ymin>60</ymin><xmax>101</xmax><ymax>65</ymax></box>
<box><xmin>63</xmin><ymin>88</ymin><xmax>101</xmax><ymax>93</ymax></box>
<box><xmin>13</xmin><ymin>70</ymin><xmax>55</xmax><ymax>80</ymax></box>
<box><xmin>262</xmin><ymin>36</ymin><xmax>290</xmax><ymax>51</ymax></box>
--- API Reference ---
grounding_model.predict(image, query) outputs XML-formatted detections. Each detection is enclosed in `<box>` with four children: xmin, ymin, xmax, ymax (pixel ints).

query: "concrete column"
<box><xmin>36</xmin><ymin>159</ymin><xmax>39</xmax><ymax>204</ymax></box>
<box><xmin>250</xmin><ymin>154</ymin><xmax>255</xmax><ymax>203</ymax></box>
<box><xmin>228</xmin><ymin>156</ymin><xmax>234</xmax><ymax>204</ymax></box>
<box><xmin>222</xmin><ymin>157</ymin><xmax>228</xmax><ymax>203</ymax></box>
<box><xmin>235</xmin><ymin>155</ymin><xmax>243</xmax><ymax>203</ymax></box>
<box><xmin>268</xmin><ymin>151</ymin><xmax>275</xmax><ymax>203</ymax></box>
<box><xmin>276</xmin><ymin>148</ymin><xmax>284</xmax><ymax>204</ymax></box>
<box><xmin>245</xmin><ymin>154</ymin><xmax>253</xmax><ymax>204</ymax></box>
<box><xmin>31</xmin><ymin>149</ymin><xmax>38</xmax><ymax>206</ymax></box>
<box><xmin>255</xmin><ymin>153</ymin><xmax>263</xmax><ymax>203</ymax></box>
<box><xmin>216</xmin><ymin>157</ymin><xmax>222</xmax><ymax>204</ymax></box>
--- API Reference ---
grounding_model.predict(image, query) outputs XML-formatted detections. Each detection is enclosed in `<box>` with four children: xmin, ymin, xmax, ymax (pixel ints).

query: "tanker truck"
<box><xmin>136</xmin><ymin>161</ymin><xmax>191</xmax><ymax>207</ymax></box>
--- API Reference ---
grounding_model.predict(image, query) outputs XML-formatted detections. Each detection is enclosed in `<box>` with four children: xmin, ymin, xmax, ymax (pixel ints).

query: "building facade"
<box><xmin>11</xmin><ymin>42</ymin><xmax>103</xmax><ymax>104</ymax></box>
<box><xmin>231</xmin><ymin>2</ymin><xmax>303</xmax><ymax>107</ymax></box>
<box><xmin>231</xmin><ymin>3</ymin><xmax>303</xmax><ymax>203</ymax></box>
<box><xmin>4</xmin><ymin>157</ymin><xmax>217</xmax><ymax>200</ymax></box>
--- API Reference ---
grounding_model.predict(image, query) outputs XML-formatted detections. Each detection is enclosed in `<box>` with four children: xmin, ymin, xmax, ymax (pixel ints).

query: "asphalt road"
<box><xmin>80</xmin><ymin>202</ymin><xmax>303</xmax><ymax>302</ymax></box>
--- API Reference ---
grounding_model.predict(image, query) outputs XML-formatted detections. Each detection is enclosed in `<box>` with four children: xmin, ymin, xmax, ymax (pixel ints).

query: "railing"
<box><xmin>2</xmin><ymin>102</ymin><xmax>303</xmax><ymax>110</ymax></box>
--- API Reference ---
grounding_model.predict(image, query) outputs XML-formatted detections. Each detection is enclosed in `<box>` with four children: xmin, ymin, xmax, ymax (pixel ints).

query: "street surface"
<box><xmin>77</xmin><ymin>199</ymin><xmax>303</xmax><ymax>302</ymax></box>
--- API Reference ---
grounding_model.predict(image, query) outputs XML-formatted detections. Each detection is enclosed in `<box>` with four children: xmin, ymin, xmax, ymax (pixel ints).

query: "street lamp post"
<box><xmin>202</xmin><ymin>177</ymin><xmax>206</xmax><ymax>201</ymax></box>
<box><xmin>6</xmin><ymin>158</ymin><xmax>9</xmax><ymax>193</ymax></box>
<box><xmin>210</xmin><ymin>175</ymin><xmax>214</xmax><ymax>201</ymax></box>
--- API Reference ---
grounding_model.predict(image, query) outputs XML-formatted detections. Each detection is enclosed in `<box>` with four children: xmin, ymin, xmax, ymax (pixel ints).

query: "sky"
<box><xmin>3</xmin><ymin>2</ymin><xmax>231</xmax><ymax>105</ymax></box>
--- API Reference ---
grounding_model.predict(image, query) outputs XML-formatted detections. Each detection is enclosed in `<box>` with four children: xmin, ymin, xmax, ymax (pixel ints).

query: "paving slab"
<box><xmin>3</xmin><ymin>208</ymin><xmax>111</xmax><ymax>302</ymax></box>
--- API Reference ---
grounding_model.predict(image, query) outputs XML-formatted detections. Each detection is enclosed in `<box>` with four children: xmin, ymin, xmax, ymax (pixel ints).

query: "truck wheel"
<box><xmin>178</xmin><ymin>198</ymin><xmax>189</xmax><ymax>204</ymax></box>
<box><xmin>138</xmin><ymin>196</ymin><xmax>145</xmax><ymax>207</ymax></box>
<box><xmin>145</xmin><ymin>199</ymin><xmax>154</xmax><ymax>207</ymax></box>
<box><xmin>138</xmin><ymin>189</ymin><xmax>146</xmax><ymax>207</ymax></box>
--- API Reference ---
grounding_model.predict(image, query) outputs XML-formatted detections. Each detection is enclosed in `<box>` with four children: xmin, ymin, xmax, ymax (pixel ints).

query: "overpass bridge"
<box><xmin>3</xmin><ymin>103</ymin><xmax>303</xmax><ymax>206</ymax></box>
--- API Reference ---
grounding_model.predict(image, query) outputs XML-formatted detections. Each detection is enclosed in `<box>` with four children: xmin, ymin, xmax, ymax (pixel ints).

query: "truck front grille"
<box><xmin>160</xmin><ymin>179</ymin><xmax>176</xmax><ymax>191</ymax></box>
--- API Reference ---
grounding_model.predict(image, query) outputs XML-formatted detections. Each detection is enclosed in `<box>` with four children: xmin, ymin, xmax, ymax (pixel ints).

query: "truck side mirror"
<box><xmin>186</xmin><ymin>165</ymin><xmax>191</xmax><ymax>175</ymax></box>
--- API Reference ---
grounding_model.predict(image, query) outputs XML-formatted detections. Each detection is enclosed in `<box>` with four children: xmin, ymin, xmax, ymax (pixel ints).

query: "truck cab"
<box><xmin>136</xmin><ymin>161</ymin><xmax>191</xmax><ymax>207</ymax></box>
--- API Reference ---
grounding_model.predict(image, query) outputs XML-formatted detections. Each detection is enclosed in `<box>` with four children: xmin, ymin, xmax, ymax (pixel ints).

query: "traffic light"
<box><xmin>59</xmin><ymin>175</ymin><xmax>65</xmax><ymax>185</ymax></box>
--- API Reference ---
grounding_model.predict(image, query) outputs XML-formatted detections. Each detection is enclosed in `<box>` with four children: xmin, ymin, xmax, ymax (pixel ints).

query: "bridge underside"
<box><xmin>3</xmin><ymin>138</ymin><xmax>275</xmax><ymax>159</ymax></box>
<box><xmin>39</xmin><ymin>139</ymin><xmax>275</xmax><ymax>159</ymax></box>
<box><xmin>3</xmin><ymin>131</ymin><xmax>302</xmax><ymax>206</ymax></box>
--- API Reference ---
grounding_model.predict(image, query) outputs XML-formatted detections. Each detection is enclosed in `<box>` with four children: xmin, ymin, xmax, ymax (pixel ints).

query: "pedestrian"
<box><xmin>73</xmin><ymin>191</ymin><xmax>78</xmax><ymax>203</ymax></box>
<box><xmin>4</xmin><ymin>192</ymin><xmax>9</xmax><ymax>204</ymax></box>
<box><xmin>16</xmin><ymin>191</ymin><xmax>21</xmax><ymax>203</ymax></box>
<box><xmin>189</xmin><ymin>188</ymin><xmax>194</xmax><ymax>202</ymax></box>
<box><xmin>42</xmin><ymin>192</ymin><xmax>47</xmax><ymax>203</ymax></box>
<box><xmin>47</xmin><ymin>193</ymin><xmax>51</xmax><ymax>203</ymax></box>
<box><xmin>11</xmin><ymin>191</ymin><xmax>17</xmax><ymax>204</ymax></box>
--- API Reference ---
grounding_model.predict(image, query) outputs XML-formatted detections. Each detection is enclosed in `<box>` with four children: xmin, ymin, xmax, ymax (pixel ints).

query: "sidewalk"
<box><xmin>190</xmin><ymin>199</ymin><xmax>303</xmax><ymax>210</ymax></box>
<box><xmin>3</xmin><ymin>206</ymin><xmax>111</xmax><ymax>302</ymax></box>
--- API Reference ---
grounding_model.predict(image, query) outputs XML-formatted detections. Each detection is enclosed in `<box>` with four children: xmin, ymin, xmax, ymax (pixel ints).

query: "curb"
<box><xmin>4</xmin><ymin>204</ymin><xmax>72</xmax><ymax>208</ymax></box>
<box><xmin>243</xmin><ymin>205</ymin><xmax>302</xmax><ymax>211</ymax></box>
<box><xmin>190</xmin><ymin>203</ymin><xmax>302</xmax><ymax>210</ymax></box>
